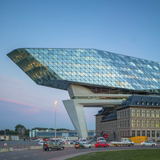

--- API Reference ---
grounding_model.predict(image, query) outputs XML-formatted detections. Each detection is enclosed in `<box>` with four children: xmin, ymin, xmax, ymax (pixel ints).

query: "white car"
<box><xmin>81</xmin><ymin>142</ymin><xmax>91</xmax><ymax>148</ymax></box>
<box><xmin>38</xmin><ymin>141</ymin><xmax>45</xmax><ymax>146</ymax></box>
<box><xmin>141</xmin><ymin>141</ymin><xmax>156</xmax><ymax>146</ymax></box>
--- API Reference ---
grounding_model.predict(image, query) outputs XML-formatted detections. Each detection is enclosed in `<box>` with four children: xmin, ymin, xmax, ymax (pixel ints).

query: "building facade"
<box><xmin>96</xmin><ymin>95</ymin><xmax>160</xmax><ymax>141</ymax></box>
<box><xmin>7</xmin><ymin>48</ymin><xmax>160</xmax><ymax>138</ymax></box>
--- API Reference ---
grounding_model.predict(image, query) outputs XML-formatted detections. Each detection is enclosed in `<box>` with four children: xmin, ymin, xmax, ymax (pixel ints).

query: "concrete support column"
<box><xmin>63</xmin><ymin>99</ymin><xmax>88</xmax><ymax>138</ymax></box>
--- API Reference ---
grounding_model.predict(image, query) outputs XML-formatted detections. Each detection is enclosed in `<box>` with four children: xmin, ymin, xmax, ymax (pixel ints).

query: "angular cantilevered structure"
<box><xmin>7</xmin><ymin>48</ymin><xmax>160</xmax><ymax>138</ymax></box>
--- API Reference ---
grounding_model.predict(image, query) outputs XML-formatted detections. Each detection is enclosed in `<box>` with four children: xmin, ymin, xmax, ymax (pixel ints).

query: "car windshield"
<box><xmin>83</xmin><ymin>142</ymin><xmax>88</xmax><ymax>145</ymax></box>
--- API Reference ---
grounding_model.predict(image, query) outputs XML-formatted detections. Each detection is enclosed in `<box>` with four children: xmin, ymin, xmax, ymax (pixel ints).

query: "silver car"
<box><xmin>141</xmin><ymin>141</ymin><xmax>156</xmax><ymax>146</ymax></box>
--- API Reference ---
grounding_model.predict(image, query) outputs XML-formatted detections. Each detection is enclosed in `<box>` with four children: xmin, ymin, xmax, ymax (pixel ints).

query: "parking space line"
<box><xmin>13</xmin><ymin>157</ymin><xmax>18</xmax><ymax>159</ymax></box>
<box><xmin>33</xmin><ymin>154</ymin><xmax>37</xmax><ymax>156</ymax></box>
<box><xmin>24</xmin><ymin>155</ymin><xmax>28</xmax><ymax>157</ymax></box>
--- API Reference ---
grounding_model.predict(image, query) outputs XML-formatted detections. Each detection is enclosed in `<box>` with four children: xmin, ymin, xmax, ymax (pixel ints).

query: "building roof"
<box><xmin>117</xmin><ymin>95</ymin><xmax>160</xmax><ymax>110</ymax></box>
<box><xmin>7</xmin><ymin>48</ymin><xmax>160</xmax><ymax>94</ymax></box>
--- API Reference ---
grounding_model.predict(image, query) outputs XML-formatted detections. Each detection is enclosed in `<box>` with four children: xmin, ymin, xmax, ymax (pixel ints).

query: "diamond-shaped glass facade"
<box><xmin>7</xmin><ymin>48</ymin><xmax>160</xmax><ymax>94</ymax></box>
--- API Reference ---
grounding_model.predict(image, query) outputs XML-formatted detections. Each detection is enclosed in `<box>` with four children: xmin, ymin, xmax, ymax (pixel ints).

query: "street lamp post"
<box><xmin>54</xmin><ymin>101</ymin><xmax>57</xmax><ymax>144</ymax></box>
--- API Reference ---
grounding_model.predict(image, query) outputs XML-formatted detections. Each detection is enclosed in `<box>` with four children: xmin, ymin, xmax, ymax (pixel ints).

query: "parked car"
<box><xmin>75</xmin><ymin>141</ymin><xmax>91</xmax><ymax>149</ymax></box>
<box><xmin>79</xmin><ymin>138</ymin><xmax>89</xmax><ymax>143</ymax></box>
<box><xmin>43</xmin><ymin>141</ymin><xmax>64</xmax><ymax>151</ymax></box>
<box><xmin>95</xmin><ymin>142</ymin><xmax>110</xmax><ymax>148</ymax></box>
<box><xmin>97</xmin><ymin>137</ymin><xmax>106</xmax><ymax>142</ymax></box>
<box><xmin>141</xmin><ymin>141</ymin><xmax>156</xmax><ymax>146</ymax></box>
<box><xmin>38</xmin><ymin>141</ymin><xmax>45</xmax><ymax>146</ymax></box>
<box><xmin>89</xmin><ymin>139</ymin><xmax>96</xmax><ymax>144</ymax></box>
<box><xmin>70</xmin><ymin>140</ymin><xmax>76</xmax><ymax>144</ymax></box>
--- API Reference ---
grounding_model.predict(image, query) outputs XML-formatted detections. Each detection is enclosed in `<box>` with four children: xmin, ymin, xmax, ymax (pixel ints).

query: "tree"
<box><xmin>5</xmin><ymin>129</ymin><xmax>10</xmax><ymax>135</ymax></box>
<box><xmin>25</xmin><ymin>129</ymin><xmax>30</xmax><ymax>137</ymax></box>
<box><xmin>15</xmin><ymin>124</ymin><xmax>26</xmax><ymax>132</ymax></box>
<box><xmin>0</xmin><ymin>130</ymin><xmax>4</xmax><ymax>135</ymax></box>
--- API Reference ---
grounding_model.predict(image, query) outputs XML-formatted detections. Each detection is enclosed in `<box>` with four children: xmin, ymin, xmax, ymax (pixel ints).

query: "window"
<box><xmin>142</xmin><ymin>120</ymin><xmax>145</xmax><ymax>127</ymax></box>
<box><xmin>156</xmin><ymin>111</ymin><xmax>159</xmax><ymax>118</ymax></box>
<box><xmin>132</xmin><ymin>130</ymin><xmax>135</xmax><ymax>137</ymax></box>
<box><xmin>137</xmin><ymin>120</ymin><xmax>140</xmax><ymax>127</ymax></box>
<box><xmin>147</xmin><ymin>110</ymin><xmax>150</xmax><ymax>117</ymax></box>
<box><xmin>142</xmin><ymin>110</ymin><xmax>145</xmax><ymax>117</ymax></box>
<box><xmin>127</xmin><ymin>120</ymin><xmax>129</xmax><ymax>127</ymax></box>
<box><xmin>147</xmin><ymin>120</ymin><xmax>150</xmax><ymax>127</ymax></box>
<box><xmin>132</xmin><ymin>110</ymin><xmax>135</xmax><ymax>117</ymax></box>
<box><xmin>117</xmin><ymin>112</ymin><xmax>120</xmax><ymax>119</ymax></box>
<box><xmin>122</xmin><ymin>111</ymin><xmax>124</xmax><ymax>118</ymax></box>
<box><xmin>157</xmin><ymin>131</ymin><xmax>160</xmax><ymax>137</ymax></box>
<box><xmin>125</xmin><ymin>111</ymin><xmax>126</xmax><ymax>117</ymax></box>
<box><xmin>156</xmin><ymin>121</ymin><xmax>159</xmax><ymax>127</ymax></box>
<box><xmin>125</xmin><ymin>120</ymin><xmax>126</xmax><ymax>128</ymax></box>
<box><xmin>137</xmin><ymin>130</ymin><xmax>140</xmax><ymax>136</ymax></box>
<box><xmin>147</xmin><ymin>130</ymin><xmax>150</xmax><ymax>137</ymax></box>
<box><xmin>151</xmin><ymin>121</ymin><xmax>155</xmax><ymax>127</ymax></box>
<box><xmin>137</xmin><ymin>110</ymin><xmax>140</xmax><ymax>117</ymax></box>
<box><xmin>142</xmin><ymin>130</ymin><xmax>145</xmax><ymax>136</ymax></box>
<box><xmin>122</xmin><ymin>121</ymin><xmax>124</xmax><ymax>128</ymax></box>
<box><xmin>120</xmin><ymin>112</ymin><xmax>121</xmax><ymax>118</ymax></box>
<box><xmin>127</xmin><ymin>110</ymin><xmax>130</xmax><ymax>117</ymax></box>
<box><xmin>152</xmin><ymin>130</ymin><xmax>155</xmax><ymax>137</ymax></box>
<box><xmin>132</xmin><ymin>120</ymin><xmax>135</xmax><ymax>127</ymax></box>
<box><xmin>151</xmin><ymin>111</ymin><xmax>155</xmax><ymax>117</ymax></box>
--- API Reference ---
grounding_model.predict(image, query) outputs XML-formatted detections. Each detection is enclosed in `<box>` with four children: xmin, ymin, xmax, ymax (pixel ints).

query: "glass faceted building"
<box><xmin>7</xmin><ymin>48</ymin><xmax>160</xmax><ymax>138</ymax></box>
<box><xmin>7</xmin><ymin>48</ymin><xmax>160</xmax><ymax>94</ymax></box>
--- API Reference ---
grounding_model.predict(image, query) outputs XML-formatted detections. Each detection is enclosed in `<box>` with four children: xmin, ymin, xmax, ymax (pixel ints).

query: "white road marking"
<box><xmin>43</xmin><ymin>153</ymin><xmax>46</xmax><ymax>154</ymax></box>
<box><xmin>11</xmin><ymin>153</ymin><xmax>15</xmax><ymax>154</ymax></box>
<box><xmin>13</xmin><ymin>157</ymin><xmax>18</xmax><ymax>159</ymax></box>
<box><xmin>3</xmin><ymin>159</ymin><xmax>7</xmax><ymax>160</ymax></box>
<box><xmin>24</xmin><ymin>155</ymin><xmax>28</xmax><ymax>157</ymax></box>
<box><xmin>33</xmin><ymin>154</ymin><xmax>37</xmax><ymax>156</ymax></box>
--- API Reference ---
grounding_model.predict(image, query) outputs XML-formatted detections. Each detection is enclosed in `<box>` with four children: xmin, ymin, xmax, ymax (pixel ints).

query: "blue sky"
<box><xmin>0</xmin><ymin>0</ymin><xmax>160</xmax><ymax>130</ymax></box>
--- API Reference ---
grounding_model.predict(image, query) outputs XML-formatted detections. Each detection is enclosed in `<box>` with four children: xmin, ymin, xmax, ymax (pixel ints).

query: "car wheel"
<box><xmin>142</xmin><ymin>144</ymin><xmax>145</xmax><ymax>147</ymax></box>
<box><xmin>89</xmin><ymin>146</ymin><xmax>91</xmax><ymax>148</ymax></box>
<box><xmin>98</xmin><ymin>145</ymin><xmax>100</xmax><ymax>148</ymax></box>
<box><xmin>61</xmin><ymin>147</ymin><xmax>64</xmax><ymax>150</ymax></box>
<box><xmin>44</xmin><ymin>149</ymin><xmax>47</xmax><ymax>151</ymax></box>
<box><xmin>106</xmin><ymin>145</ymin><xmax>108</xmax><ymax>147</ymax></box>
<box><xmin>152</xmin><ymin>144</ymin><xmax>155</xmax><ymax>147</ymax></box>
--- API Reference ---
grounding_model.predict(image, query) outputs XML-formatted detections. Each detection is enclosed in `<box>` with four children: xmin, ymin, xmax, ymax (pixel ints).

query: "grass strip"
<box><xmin>66</xmin><ymin>149</ymin><xmax>160</xmax><ymax>160</ymax></box>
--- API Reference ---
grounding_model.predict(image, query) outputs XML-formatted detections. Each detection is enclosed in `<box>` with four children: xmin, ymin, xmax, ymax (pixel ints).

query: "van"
<box><xmin>97</xmin><ymin>137</ymin><xmax>106</xmax><ymax>142</ymax></box>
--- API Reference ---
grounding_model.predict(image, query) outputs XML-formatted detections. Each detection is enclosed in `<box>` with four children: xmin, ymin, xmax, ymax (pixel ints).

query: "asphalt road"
<box><xmin>0</xmin><ymin>144</ymin><xmax>160</xmax><ymax>160</ymax></box>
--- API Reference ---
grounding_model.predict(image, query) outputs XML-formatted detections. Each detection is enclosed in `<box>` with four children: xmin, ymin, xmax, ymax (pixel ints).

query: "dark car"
<box><xmin>95</xmin><ymin>142</ymin><xmax>110</xmax><ymax>148</ymax></box>
<box><xmin>43</xmin><ymin>141</ymin><xmax>64</xmax><ymax>151</ymax></box>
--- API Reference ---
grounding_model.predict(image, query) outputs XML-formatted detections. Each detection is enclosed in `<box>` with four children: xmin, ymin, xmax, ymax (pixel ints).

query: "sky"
<box><xmin>0</xmin><ymin>0</ymin><xmax>160</xmax><ymax>131</ymax></box>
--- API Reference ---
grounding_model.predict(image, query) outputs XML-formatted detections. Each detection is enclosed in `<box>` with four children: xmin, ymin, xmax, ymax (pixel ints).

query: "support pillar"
<box><xmin>63</xmin><ymin>99</ymin><xmax>88</xmax><ymax>138</ymax></box>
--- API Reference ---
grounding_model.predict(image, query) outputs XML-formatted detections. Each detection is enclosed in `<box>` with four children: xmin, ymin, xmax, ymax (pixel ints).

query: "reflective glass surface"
<box><xmin>7</xmin><ymin>48</ymin><xmax>160</xmax><ymax>93</ymax></box>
